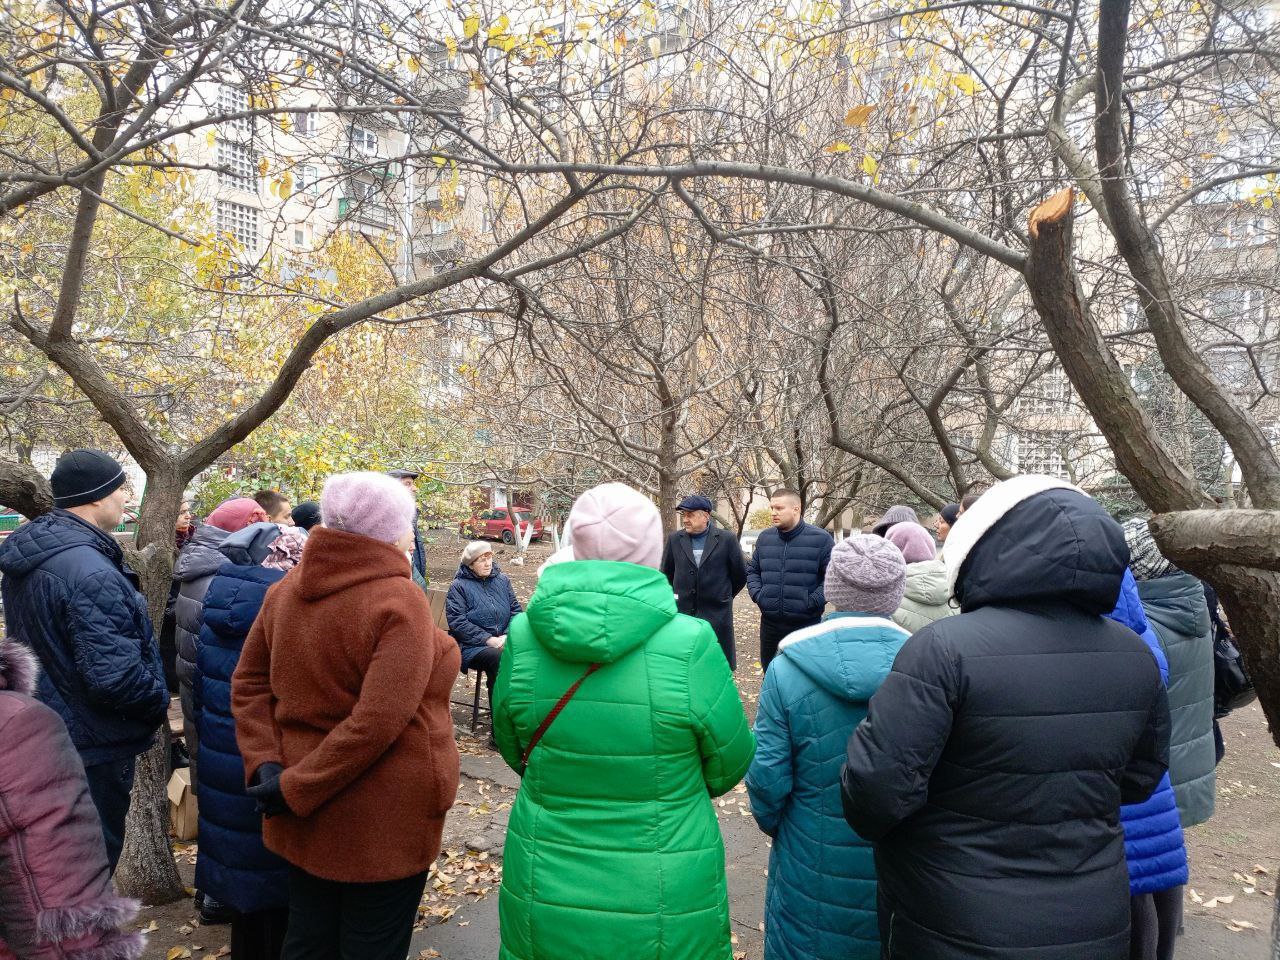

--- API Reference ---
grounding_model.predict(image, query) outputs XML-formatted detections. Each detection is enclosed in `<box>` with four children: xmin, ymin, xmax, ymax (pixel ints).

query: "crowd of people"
<box><xmin>0</xmin><ymin>447</ymin><xmax>1240</xmax><ymax>960</ymax></box>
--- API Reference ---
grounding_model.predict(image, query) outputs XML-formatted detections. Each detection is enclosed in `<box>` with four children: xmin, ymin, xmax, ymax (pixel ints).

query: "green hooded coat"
<box><xmin>493</xmin><ymin>559</ymin><xmax>756</xmax><ymax>960</ymax></box>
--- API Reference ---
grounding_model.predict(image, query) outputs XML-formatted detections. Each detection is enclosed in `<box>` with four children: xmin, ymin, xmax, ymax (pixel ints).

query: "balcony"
<box><xmin>338</xmin><ymin>196</ymin><xmax>396</xmax><ymax>229</ymax></box>
<box><xmin>418</xmin><ymin>229</ymin><xmax>463</xmax><ymax>261</ymax></box>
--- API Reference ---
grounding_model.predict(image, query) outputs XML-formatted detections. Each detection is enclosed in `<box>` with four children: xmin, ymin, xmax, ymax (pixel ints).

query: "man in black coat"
<box><xmin>840</xmin><ymin>475</ymin><xmax>1170</xmax><ymax>960</ymax></box>
<box><xmin>660</xmin><ymin>495</ymin><xmax>748</xmax><ymax>669</ymax></box>
<box><xmin>387</xmin><ymin>467</ymin><xmax>427</xmax><ymax>581</ymax></box>
<box><xmin>746</xmin><ymin>488</ymin><xmax>834</xmax><ymax>671</ymax></box>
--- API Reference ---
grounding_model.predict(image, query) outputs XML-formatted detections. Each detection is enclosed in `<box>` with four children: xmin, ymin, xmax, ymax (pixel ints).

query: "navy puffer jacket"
<box><xmin>1109</xmin><ymin>571</ymin><xmax>1188</xmax><ymax>896</ymax></box>
<box><xmin>746</xmin><ymin>521</ymin><xmax>834</xmax><ymax>622</ymax></box>
<box><xmin>445</xmin><ymin>563</ymin><xmax>521</xmax><ymax>671</ymax></box>
<box><xmin>193</xmin><ymin>560</ymin><xmax>289</xmax><ymax>913</ymax></box>
<box><xmin>0</xmin><ymin>511</ymin><xmax>167</xmax><ymax>766</ymax></box>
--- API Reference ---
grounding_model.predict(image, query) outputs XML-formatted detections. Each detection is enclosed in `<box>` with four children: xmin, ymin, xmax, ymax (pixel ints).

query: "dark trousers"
<box><xmin>281</xmin><ymin>866</ymin><xmax>427</xmax><ymax>960</ymax></box>
<box><xmin>83</xmin><ymin>755</ymin><xmax>137</xmax><ymax>873</ymax></box>
<box><xmin>232</xmin><ymin>908</ymin><xmax>289</xmax><ymax>960</ymax></box>
<box><xmin>760</xmin><ymin>616</ymin><xmax>818</xmax><ymax>672</ymax></box>
<box><xmin>469</xmin><ymin>644</ymin><xmax>502</xmax><ymax>694</ymax></box>
<box><xmin>1130</xmin><ymin>887</ymin><xmax>1183</xmax><ymax>960</ymax></box>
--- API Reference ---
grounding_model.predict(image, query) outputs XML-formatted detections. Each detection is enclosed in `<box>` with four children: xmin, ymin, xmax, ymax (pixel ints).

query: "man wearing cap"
<box><xmin>0</xmin><ymin>449</ymin><xmax>168</xmax><ymax>871</ymax></box>
<box><xmin>387</xmin><ymin>468</ymin><xmax>427</xmax><ymax>581</ymax></box>
<box><xmin>660</xmin><ymin>495</ymin><xmax>748</xmax><ymax>669</ymax></box>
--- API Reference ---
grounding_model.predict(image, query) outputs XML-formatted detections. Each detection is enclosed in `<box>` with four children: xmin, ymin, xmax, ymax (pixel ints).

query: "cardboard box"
<box><xmin>426</xmin><ymin>586</ymin><xmax>450</xmax><ymax>632</ymax></box>
<box><xmin>167</xmin><ymin>768</ymin><xmax>198</xmax><ymax>841</ymax></box>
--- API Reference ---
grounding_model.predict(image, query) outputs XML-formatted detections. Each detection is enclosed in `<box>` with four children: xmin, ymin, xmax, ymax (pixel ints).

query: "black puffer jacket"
<box><xmin>745</xmin><ymin>520</ymin><xmax>834</xmax><ymax>623</ymax></box>
<box><xmin>841</xmin><ymin>478</ymin><xmax>1169</xmax><ymax>960</ymax></box>
<box><xmin>173</xmin><ymin>523</ymin><xmax>230</xmax><ymax>786</ymax></box>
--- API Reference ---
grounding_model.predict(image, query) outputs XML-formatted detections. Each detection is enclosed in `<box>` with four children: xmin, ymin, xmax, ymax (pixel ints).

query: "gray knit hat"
<box><xmin>824</xmin><ymin>535</ymin><xmax>907</xmax><ymax>615</ymax></box>
<box><xmin>1122</xmin><ymin>517</ymin><xmax>1176</xmax><ymax>581</ymax></box>
<box><xmin>460</xmin><ymin>540</ymin><xmax>494</xmax><ymax>567</ymax></box>
<box><xmin>871</xmin><ymin>505</ymin><xmax>920</xmax><ymax>537</ymax></box>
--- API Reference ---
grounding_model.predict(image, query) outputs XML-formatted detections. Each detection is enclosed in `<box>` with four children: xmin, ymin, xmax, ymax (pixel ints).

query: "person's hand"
<box><xmin>486</xmin><ymin>635</ymin><xmax>506</xmax><ymax>649</ymax></box>
<box><xmin>246</xmin><ymin>762</ymin><xmax>292</xmax><ymax>818</ymax></box>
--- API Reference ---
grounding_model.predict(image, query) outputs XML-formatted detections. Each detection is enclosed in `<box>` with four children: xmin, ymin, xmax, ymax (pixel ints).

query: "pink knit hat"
<box><xmin>320</xmin><ymin>472</ymin><xmax>415</xmax><ymax>545</ymax></box>
<box><xmin>206</xmin><ymin>497</ymin><xmax>269</xmax><ymax>533</ymax></box>
<box><xmin>567</xmin><ymin>483</ymin><xmax>663</xmax><ymax>569</ymax></box>
<box><xmin>884</xmin><ymin>521</ymin><xmax>938</xmax><ymax>564</ymax></box>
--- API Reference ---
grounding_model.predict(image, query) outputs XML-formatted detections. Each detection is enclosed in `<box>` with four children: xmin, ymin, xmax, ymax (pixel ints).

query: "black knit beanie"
<box><xmin>290</xmin><ymin>501</ymin><xmax>322</xmax><ymax>531</ymax></box>
<box><xmin>50</xmin><ymin>449</ymin><xmax>126</xmax><ymax>509</ymax></box>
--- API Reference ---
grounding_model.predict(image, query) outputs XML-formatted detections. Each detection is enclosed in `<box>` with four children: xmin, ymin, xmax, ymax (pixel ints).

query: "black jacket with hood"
<box><xmin>840</xmin><ymin>476</ymin><xmax>1169</xmax><ymax>960</ymax></box>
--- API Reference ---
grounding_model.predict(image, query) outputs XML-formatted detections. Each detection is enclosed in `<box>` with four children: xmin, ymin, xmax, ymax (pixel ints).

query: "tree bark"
<box><xmin>1022</xmin><ymin>189</ymin><xmax>1210</xmax><ymax>513</ymax></box>
<box><xmin>0</xmin><ymin>458</ymin><xmax>53</xmax><ymax>518</ymax></box>
<box><xmin>1149</xmin><ymin>510</ymin><xmax>1280</xmax><ymax>572</ymax></box>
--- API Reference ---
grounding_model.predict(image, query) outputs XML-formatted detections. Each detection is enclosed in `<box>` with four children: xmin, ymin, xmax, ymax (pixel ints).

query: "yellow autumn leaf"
<box><xmin>824</xmin><ymin>141</ymin><xmax>852</xmax><ymax>154</ymax></box>
<box><xmin>166</xmin><ymin>949</ymin><xmax>191</xmax><ymax>960</ymax></box>
<box><xmin>844</xmin><ymin>104</ymin><xmax>876</xmax><ymax>127</ymax></box>
<box><xmin>952</xmin><ymin>74</ymin><xmax>977</xmax><ymax>95</ymax></box>
<box><xmin>407</xmin><ymin>55</ymin><xmax>420</xmax><ymax>73</ymax></box>
<box><xmin>463</xmin><ymin>15</ymin><xmax>480</xmax><ymax>39</ymax></box>
<box><xmin>206</xmin><ymin>130</ymin><xmax>216</xmax><ymax>147</ymax></box>
<box><xmin>487</xmin><ymin>14</ymin><xmax>510</xmax><ymax>37</ymax></box>
<box><xmin>862</xmin><ymin>154</ymin><xmax>879</xmax><ymax>176</ymax></box>
<box><xmin>257</xmin><ymin>157</ymin><xmax>269</xmax><ymax>177</ymax></box>
<box><xmin>444</xmin><ymin>36</ymin><xmax>457</xmax><ymax>57</ymax></box>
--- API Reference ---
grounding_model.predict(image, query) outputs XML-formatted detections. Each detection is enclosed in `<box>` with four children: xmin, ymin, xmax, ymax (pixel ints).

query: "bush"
<box><xmin>747</xmin><ymin>507</ymin><xmax>772</xmax><ymax>530</ymax></box>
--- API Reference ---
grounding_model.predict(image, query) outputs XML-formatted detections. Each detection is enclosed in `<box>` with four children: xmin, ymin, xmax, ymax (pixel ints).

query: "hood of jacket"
<box><xmin>777</xmin><ymin>612</ymin><xmax>910</xmax><ymax>701</ymax></box>
<box><xmin>902</xmin><ymin>558</ymin><xmax>949</xmax><ymax>606</ymax></box>
<box><xmin>217</xmin><ymin>521</ymin><xmax>281</xmax><ymax>566</ymax></box>
<box><xmin>174</xmin><ymin>522</ymin><xmax>230</xmax><ymax>582</ymax></box>
<box><xmin>292</xmin><ymin>525</ymin><xmax>412</xmax><ymax>601</ymax></box>
<box><xmin>202</xmin><ymin>562</ymin><xmax>287</xmax><ymax>638</ymax></box>
<box><xmin>0</xmin><ymin>638</ymin><xmax>39</xmax><ymax>694</ymax></box>
<box><xmin>945</xmin><ymin>475</ymin><xmax>1127</xmax><ymax>615</ymax></box>
<box><xmin>0</xmin><ymin>509</ymin><xmax>121</xmax><ymax>577</ymax></box>
<box><xmin>1135</xmin><ymin>571</ymin><xmax>1209</xmax><ymax>638</ymax></box>
<box><xmin>524</xmin><ymin>559</ymin><xmax>676</xmax><ymax>664</ymax></box>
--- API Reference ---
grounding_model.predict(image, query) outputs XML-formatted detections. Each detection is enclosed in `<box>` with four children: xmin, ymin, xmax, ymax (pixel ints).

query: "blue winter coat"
<box><xmin>445</xmin><ymin>563</ymin><xmax>521</xmax><ymax>671</ymax></box>
<box><xmin>1109</xmin><ymin>571</ymin><xmax>1188</xmax><ymax>896</ymax></box>
<box><xmin>746</xmin><ymin>521</ymin><xmax>835</xmax><ymax>624</ymax></box>
<box><xmin>0</xmin><ymin>510</ymin><xmax>167</xmax><ymax>765</ymax></box>
<box><xmin>192</xmin><ymin>560</ymin><xmax>289</xmax><ymax>913</ymax></box>
<box><xmin>747</xmin><ymin>612</ymin><xmax>910</xmax><ymax>960</ymax></box>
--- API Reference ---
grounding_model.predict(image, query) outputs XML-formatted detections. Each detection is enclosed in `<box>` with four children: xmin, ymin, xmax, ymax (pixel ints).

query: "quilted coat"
<box><xmin>445</xmin><ymin>562</ymin><xmax>522</xmax><ymax>672</ymax></box>
<box><xmin>1109</xmin><ymin>571</ymin><xmax>1188</xmax><ymax>896</ymax></box>
<box><xmin>0</xmin><ymin>510</ymin><xmax>167</xmax><ymax>766</ymax></box>
<box><xmin>1136</xmin><ymin>572</ymin><xmax>1216</xmax><ymax>827</ymax></box>
<box><xmin>232</xmin><ymin>526</ymin><xmax>460</xmax><ymax>883</ymax></box>
<box><xmin>193</xmin><ymin>560</ymin><xmax>289</xmax><ymax>914</ymax></box>
<box><xmin>747</xmin><ymin>612</ymin><xmax>910</xmax><ymax>960</ymax></box>
<box><xmin>0</xmin><ymin>639</ymin><xmax>145</xmax><ymax>960</ymax></box>
<box><xmin>173</xmin><ymin>523</ymin><xmax>231</xmax><ymax>790</ymax></box>
<box><xmin>492</xmin><ymin>559</ymin><xmax>756</xmax><ymax>960</ymax></box>
<box><xmin>746</xmin><ymin>521</ymin><xmax>834</xmax><ymax>624</ymax></box>
<box><xmin>890</xmin><ymin>559</ymin><xmax>955</xmax><ymax>634</ymax></box>
<box><xmin>841</xmin><ymin>477</ymin><xmax>1169</xmax><ymax>960</ymax></box>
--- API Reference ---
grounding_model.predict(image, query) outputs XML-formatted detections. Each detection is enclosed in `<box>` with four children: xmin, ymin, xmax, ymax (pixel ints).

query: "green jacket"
<box><xmin>493</xmin><ymin>560</ymin><xmax>755</xmax><ymax>960</ymax></box>
<box><xmin>891</xmin><ymin>558</ymin><xmax>956</xmax><ymax>635</ymax></box>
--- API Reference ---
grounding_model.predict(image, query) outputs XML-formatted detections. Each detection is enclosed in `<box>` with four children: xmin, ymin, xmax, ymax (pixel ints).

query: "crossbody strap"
<box><xmin>519</xmin><ymin>662</ymin><xmax>602</xmax><ymax>774</ymax></box>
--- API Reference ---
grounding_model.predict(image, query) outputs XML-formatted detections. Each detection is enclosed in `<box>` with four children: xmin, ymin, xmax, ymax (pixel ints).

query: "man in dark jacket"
<box><xmin>660</xmin><ymin>495</ymin><xmax>748</xmax><ymax>669</ymax></box>
<box><xmin>0</xmin><ymin>449</ymin><xmax>168</xmax><ymax>871</ymax></box>
<box><xmin>841</xmin><ymin>475</ymin><xmax>1170</xmax><ymax>960</ymax></box>
<box><xmin>387</xmin><ymin>467</ymin><xmax>427</xmax><ymax>581</ymax></box>
<box><xmin>746</xmin><ymin>488</ymin><xmax>834</xmax><ymax>671</ymax></box>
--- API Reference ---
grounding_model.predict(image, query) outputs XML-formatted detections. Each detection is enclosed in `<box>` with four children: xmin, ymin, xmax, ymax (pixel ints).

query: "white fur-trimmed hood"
<box><xmin>0</xmin><ymin>637</ymin><xmax>40</xmax><ymax>695</ymax></box>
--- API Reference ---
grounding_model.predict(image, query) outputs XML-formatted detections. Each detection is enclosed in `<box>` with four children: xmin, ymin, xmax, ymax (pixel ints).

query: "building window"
<box><xmin>431</xmin><ymin>216</ymin><xmax>452</xmax><ymax>235</ymax></box>
<box><xmin>217</xmin><ymin>85</ymin><xmax>252</xmax><ymax>133</ymax></box>
<box><xmin>1016</xmin><ymin>366</ymin><xmax>1072</xmax><ymax>412</ymax></box>
<box><xmin>1207</xmin><ymin>347</ymin><xmax>1256</xmax><ymax>392</ymax></box>
<box><xmin>1205</xmin><ymin>286</ymin><xmax>1265</xmax><ymax>331</ymax></box>
<box><xmin>217</xmin><ymin>140</ymin><xmax>257</xmax><ymax>191</ymax></box>
<box><xmin>296</xmin><ymin>110</ymin><xmax>316</xmax><ymax>137</ymax></box>
<box><xmin>350</xmin><ymin>125</ymin><xmax>379</xmax><ymax>154</ymax></box>
<box><xmin>296</xmin><ymin>164</ymin><xmax>319</xmax><ymax>196</ymax></box>
<box><xmin>1016</xmin><ymin>430</ymin><xmax>1072</xmax><ymax>480</ymax></box>
<box><xmin>216</xmin><ymin>200</ymin><xmax>259</xmax><ymax>251</ymax></box>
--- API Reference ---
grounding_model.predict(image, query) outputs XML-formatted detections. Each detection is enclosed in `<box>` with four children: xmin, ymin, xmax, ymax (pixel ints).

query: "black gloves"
<box><xmin>246</xmin><ymin>762</ymin><xmax>291</xmax><ymax>818</ymax></box>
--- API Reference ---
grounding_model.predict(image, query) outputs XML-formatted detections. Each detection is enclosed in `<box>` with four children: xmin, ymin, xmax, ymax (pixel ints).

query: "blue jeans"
<box><xmin>83</xmin><ymin>755</ymin><xmax>137</xmax><ymax>872</ymax></box>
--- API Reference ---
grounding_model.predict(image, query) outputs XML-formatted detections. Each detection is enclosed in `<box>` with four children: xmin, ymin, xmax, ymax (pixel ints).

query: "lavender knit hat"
<box><xmin>825</xmin><ymin>535</ymin><xmax>907</xmax><ymax>615</ymax></box>
<box><xmin>320</xmin><ymin>471</ymin><xmax>415</xmax><ymax>545</ymax></box>
<box><xmin>567</xmin><ymin>482</ymin><xmax>663</xmax><ymax>569</ymax></box>
<box><xmin>885</xmin><ymin>521</ymin><xmax>938</xmax><ymax>564</ymax></box>
<box><xmin>872</xmin><ymin>504</ymin><xmax>920</xmax><ymax>537</ymax></box>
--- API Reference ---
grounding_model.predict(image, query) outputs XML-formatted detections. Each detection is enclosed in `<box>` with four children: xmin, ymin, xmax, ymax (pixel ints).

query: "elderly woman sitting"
<box><xmin>445</xmin><ymin>542</ymin><xmax>522</xmax><ymax>693</ymax></box>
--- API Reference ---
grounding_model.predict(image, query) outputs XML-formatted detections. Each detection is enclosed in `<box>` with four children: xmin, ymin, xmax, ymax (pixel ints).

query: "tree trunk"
<box><xmin>114</xmin><ymin>468</ymin><xmax>185</xmax><ymax>904</ymax></box>
<box><xmin>1149</xmin><ymin>510</ymin><xmax>1280</xmax><ymax>572</ymax></box>
<box><xmin>0</xmin><ymin>457</ymin><xmax>54</xmax><ymax>518</ymax></box>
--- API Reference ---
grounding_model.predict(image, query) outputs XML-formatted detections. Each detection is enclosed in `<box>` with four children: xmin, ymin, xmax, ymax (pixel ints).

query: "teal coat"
<box><xmin>746</xmin><ymin>612</ymin><xmax>910</xmax><ymax>960</ymax></box>
<box><xmin>1136</xmin><ymin>571</ymin><xmax>1215</xmax><ymax>827</ymax></box>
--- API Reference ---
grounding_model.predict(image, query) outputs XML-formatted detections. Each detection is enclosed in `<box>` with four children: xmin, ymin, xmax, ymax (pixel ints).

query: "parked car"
<box><xmin>461</xmin><ymin>507</ymin><xmax>545</xmax><ymax>545</ymax></box>
<box><xmin>740</xmin><ymin>529</ymin><xmax>763</xmax><ymax>559</ymax></box>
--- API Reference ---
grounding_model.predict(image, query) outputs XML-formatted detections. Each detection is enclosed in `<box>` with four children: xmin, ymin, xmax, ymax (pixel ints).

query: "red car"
<box><xmin>462</xmin><ymin>507</ymin><xmax>545</xmax><ymax>545</ymax></box>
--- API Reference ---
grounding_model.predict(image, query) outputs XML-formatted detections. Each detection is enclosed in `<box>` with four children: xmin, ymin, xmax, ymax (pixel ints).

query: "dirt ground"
<box><xmin>133</xmin><ymin>532</ymin><xmax>1280</xmax><ymax>957</ymax></box>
